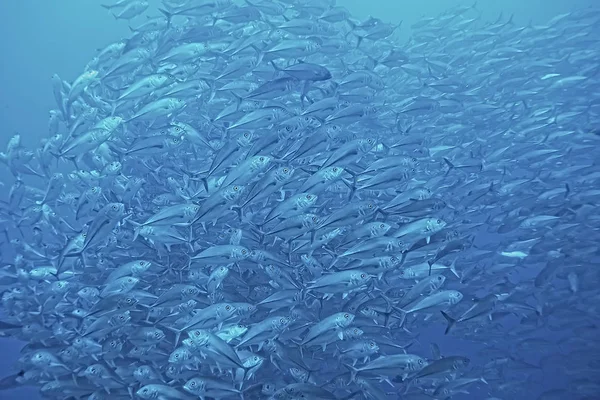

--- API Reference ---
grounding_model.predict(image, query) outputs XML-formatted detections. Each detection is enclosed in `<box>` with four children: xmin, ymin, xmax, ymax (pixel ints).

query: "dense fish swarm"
<box><xmin>1</xmin><ymin>0</ymin><xmax>600</xmax><ymax>399</ymax></box>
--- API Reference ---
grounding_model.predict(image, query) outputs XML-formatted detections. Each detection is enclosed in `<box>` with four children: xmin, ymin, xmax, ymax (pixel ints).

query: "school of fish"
<box><xmin>0</xmin><ymin>0</ymin><xmax>599</xmax><ymax>399</ymax></box>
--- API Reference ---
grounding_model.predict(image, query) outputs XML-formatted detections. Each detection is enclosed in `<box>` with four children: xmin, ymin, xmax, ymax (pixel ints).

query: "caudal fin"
<box><xmin>440</xmin><ymin>311</ymin><xmax>456</xmax><ymax>335</ymax></box>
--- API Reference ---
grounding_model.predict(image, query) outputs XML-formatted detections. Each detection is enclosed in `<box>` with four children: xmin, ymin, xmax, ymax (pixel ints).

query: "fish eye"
<box><xmin>437</xmin><ymin>219</ymin><xmax>441</xmax><ymax>224</ymax></box>
<box><xmin>242</xmin><ymin>249</ymin><xmax>247</xmax><ymax>254</ymax></box>
<box><xmin>380</xmin><ymin>223</ymin><xmax>385</xmax><ymax>228</ymax></box>
<box><xmin>283</xmin><ymin>168</ymin><xmax>288</xmax><ymax>173</ymax></box>
<box><xmin>259</xmin><ymin>156</ymin><xmax>264</xmax><ymax>161</ymax></box>
<box><xmin>226</xmin><ymin>305</ymin><xmax>231</xmax><ymax>310</ymax></box>
<box><xmin>412</xmin><ymin>157</ymin><xmax>417</xmax><ymax>162</ymax></box>
<box><xmin>332</xmin><ymin>167</ymin><xmax>338</xmax><ymax>172</ymax></box>
<box><xmin>370</xmin><ymin>342</ymin><xmax>375</xmax><ymax>347</ymax></box>
<box><xmin>312</xmin><ymin>216</ymin><xmax>317</xmax><ymax>221</ymax></box>
<box><xmin>306</xmin><ymin>195</ymin><xmax>312</xmax><ymax>199</ymax></box>
<box><xmin>112</xmin><ymin>205</ymin><xmax>117</xmax><ymax>210</ymax></box>
<box><xmin>368</xmin><ymin>204</ymin><xmax>373</xmax><ymax>208</ymax></box>
<box><xmin>233</xmin><ymin>186</ymin><xmax>239</xmax><ymax>191</ymax></box>
<box><xmin>419</xmin><ymin>359</ymin><xmax>424</xmax><ymax>365</ymax></box>
<box><xmin>361</xmin><ymin>273</ymin><xmax>366</xmax><ymax>278</ymax></box>
<box><xmin>244</xmin><ymin>132</ymin><xmax>249</xmax><ymax>137</ymax></box>
<box><xmin>344</xmin><ymin>313</ymin><xmax>349</xmax><ymax>319</ymax></box>
<box><xmin>280</xmin><ymin>318</ymin><xmax>285</xmax><ymax>324</ymax></box>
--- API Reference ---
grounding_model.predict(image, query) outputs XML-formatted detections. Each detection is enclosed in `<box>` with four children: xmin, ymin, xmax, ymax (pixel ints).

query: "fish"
<box><xmin>0</xmin><ymin>2</ymin><xmax>599</xmax><ymax>400</ymax></box>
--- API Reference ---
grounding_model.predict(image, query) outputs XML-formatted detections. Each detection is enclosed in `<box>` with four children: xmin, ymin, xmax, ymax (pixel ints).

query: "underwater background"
<box><xmin>0</xmin><ymin>0</ymin><xmax>599</xmax><ymax>399</ymax></box>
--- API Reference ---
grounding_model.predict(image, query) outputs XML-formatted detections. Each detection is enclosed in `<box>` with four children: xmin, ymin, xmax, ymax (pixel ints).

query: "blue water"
<box><xmin>0</xmin><ymin>1</ymin><xmax>598</xmax><ymax>400</ymax></box>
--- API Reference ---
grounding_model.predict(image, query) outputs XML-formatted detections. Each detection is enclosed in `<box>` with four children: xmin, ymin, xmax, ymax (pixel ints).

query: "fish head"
<box><xmin>450</xmin><ymin>290</ymin><xmax>464</xmax><ymax>304</ymax></box>
<box><xmin>184</xmin><ymin>377</ymin><xmax>206</xmax><ymax>395</ymax></box>
<box><xmin>374</xmin><ymin>222</ymin><xmax>392</xmax><ymax>236</ymax></box>
<box><xmin>103</xmin><ymin>338</ymin><xmax>123</xmax><ymax>353</ymax></box>
<box><xmin>236</xmin><ymin>130</ymin><xmax>255</xmax><ymax>147</ymax></box>
<box><xmin>276</xmin><ymin>165</ymin><xmax>295</xmax><ymax>181</ymax></box>
<box><xmin>262</xmin><ymin>383</ymin><xmax>277</xmax><ymax>395</ymax></box>
<box><xmin>233</xmin><ymin>246</ymin><xmax>250</xmax><ymax>260</ymax></box>
<box><xmin>428</xmin><ymin>217</ymin><xmax>447</xmax><ymax>231</ymax></box>
<box><xmin>297</xmin><ymin>193</ymin><xmax>317</xmax><ymax>209</ymax></box>
<box><xmin>224</xmin><ymin>184</ymin><xmax>245</xmax><ymax>200</ymax></box>
<box><xmin>360</xmin><ymin>201</ymin><xmax>377</xmax><ymax>215</ymax></box>
<box><xmin>105</xmin><ymin>116</ymin><xmax>124</xmax><ymax>130</ymax></box>
<box><xmin>236</xmin><ymin>303</ymin><xmax>257</xmax><ymax>318</ymax></box>
<box><xmin>325</xmin><ymin>165</ymin><xmax>344</xmax><ymax>180</ymax></box>
<box><xmin>110</xmin><ymin>311</ymin><xmax>131</xmax><ymax>326</ymax></box>
<box><xmin>413</xmin><ymin>356</ymin><xmax>427</xmax><ymax>370</ymax></box>
<box><xmin>136</xmin><ymin>385</ymin><xmax>158</xmax><ymax>399</ymax></box>
<box><xmin>164</xmin><ymin>134</ymin><xmax>184</xmax><ymax>149</ymax></box>
<box><xmin>82</xmin><ymin>363</ymin><xmax>104</xmax><ymax>378</ymax></box>
<box><xmin>290</xmin><ymin>366</ymin><xmax>308</xmax><ymax>381</ymax></box>
<box><xmin>105</xmin><ymin>202</ymin><xmax>126</xmax><ymax>219</ymax></box>
<box><xmin>181</xmin><ymin>284</ymin><xmax>201</xmax><ymax>299</ymax></box>
<box><xmin>85</xmin><ymin>186</ymin><xmax>102</xmax><ymax>199</ymax></box>
<box><xmin>273</xmin><ymin>316</ymin><xmax>291</xmax><ymax>331</ymax></box>
<box><xmin>187</xmin><ymin>329</ymin><xmax>210</xmax><ymax>345</ymax></box>
<box><xmin>169</xmin><ymin>347</ymin><xmax>191</xmax><ymax>363</ymax></box>
<box><xmin>337</xmin><ymin>312</ymin><xmax>355</xmax><ymax>327</ymax></box>
<box><xmin>323</xmin><ymin>123</ymin><xmax>341</xmax><ymax>138</ymax></box>
<box><xmin>398</xmin><ymin>268</ymin><xmax>414</xmax><ymax>279</ymax></box>
<box><xmin>359</xmin><ymin>137</ymin><xmax>377</xmax><ymax>153</ymax></box>
<box><xmin>117</xmin><ymin>293</ymin><xmax>139</xmax><ymax>309</ymax></box>
<box><xmin>103</xmin><ymin>161</ymin><xmax>122</xmax><ymax>175</ymax></box>
<box><xmin>51</xmin><ymin>280</ymin><xmax>70</xmax><ymax>294</ymax></box>
<box><xmin>253</xmin><ymin>155</ymin><xmax>272</xmax><ymax>169</ymax></box>
<box><xmin>134</xmin><ymin>365</ymin><xmax>151</xmax><ymax>380</ymax></box>
<box><xmin>77</xmin><ymin>286</ymin><xmax>99</xmax><ymax>300</ymax></box>
<box><xmin>433</xmin><ymin>274</ymin><xmax>446</xmax><ymax>288</ymax></box>
<box><xmin>366</xmin><ymin>340</ymin><xmax>379</xmax><ymax>353</ymax></box>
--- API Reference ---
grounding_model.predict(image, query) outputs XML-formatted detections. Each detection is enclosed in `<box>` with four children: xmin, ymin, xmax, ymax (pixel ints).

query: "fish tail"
<box><xmin>443</xmin><ymin>157</ymin><xmax>454</xmax><ymax>176</ymax></box>
<box><xmin>391</xmin><ymin>306</ymin><xmax>407</xmax><ymax>328</ymax></box>
<box><xmin>440</xmin><ymin>311</ymin><xmax>456</xmax><ymax>335</ymax></box>
<box><xmin>199</xmin><ymin>177</ymin><xmax>209</xmax><ymax>193</ymax></box>
<box><xmin>343</xmin><ymin>363</ymin><xmax>359</xmax><ymax>382</ymax></box>
<box><xmin>449</xmin><ymin>259</ymin><xmax>460</xmax><ymax>279</ymax></box>
<box><xmin>231</xmin><ymin>205</ymin><xmax>243</xmax><ymax>222</ymax></box>
<box><xmin>157</xmin><ymin>8</ymin><xmax>173</xmax><ymax>27</ymax></box>
<box><xmin>355</xmin><ymin>36</ymin><xmax>364</xmax><ymax>49</ymax></box>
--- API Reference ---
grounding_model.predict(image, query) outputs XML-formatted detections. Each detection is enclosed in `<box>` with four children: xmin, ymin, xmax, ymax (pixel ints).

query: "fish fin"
<box><xmin>440</xmin><ymin>311</ymin><xmax>456</xmax><ymax>335</ymax></box>
<box><xmin>449</xmin><ymin>259</ymin><xmax>460</xmax><ymax>279</ymax></box>
<box><xmin>343</xmin><ymin>363</ymin><xmax>359</xmax><ymax>382</ymax></box>
<box><xmin>158</xmin><ymin>8</ymin><xmax>173</xmax><ymax>28</ymax></box>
